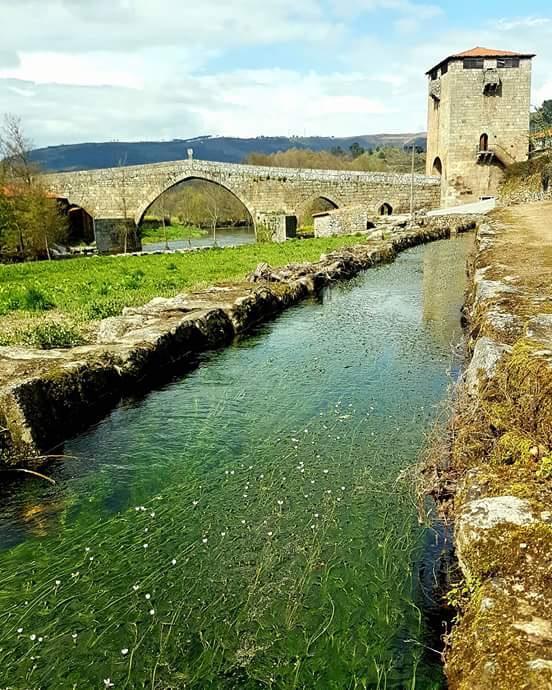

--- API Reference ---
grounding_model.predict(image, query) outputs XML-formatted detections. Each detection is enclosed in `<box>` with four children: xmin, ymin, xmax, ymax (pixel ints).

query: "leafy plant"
<box><xmin>20</xmin><ymin>321</ymin><xmax>84</xmax><ymax>349</ymax></box>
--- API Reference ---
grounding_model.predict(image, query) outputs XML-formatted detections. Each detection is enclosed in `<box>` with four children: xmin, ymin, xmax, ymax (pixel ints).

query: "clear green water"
<box><xmin>0</xmin><ymin>237</ymin><xmax>470</xmax><ymax>689</ymax></box>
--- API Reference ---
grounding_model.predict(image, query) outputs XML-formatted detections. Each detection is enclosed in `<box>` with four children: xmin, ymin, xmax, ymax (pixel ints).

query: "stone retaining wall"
<box><xmin>440</xmin><ymin>220</ymin><xmax>552</xmax><ymax>690</ymax></box>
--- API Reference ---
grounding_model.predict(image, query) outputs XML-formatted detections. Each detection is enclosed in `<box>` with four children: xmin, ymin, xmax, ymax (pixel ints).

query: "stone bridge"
<box><xmin>42</xmin><ymin>159</ymin><xmax>441</xmax><ymax>252</ymax></box>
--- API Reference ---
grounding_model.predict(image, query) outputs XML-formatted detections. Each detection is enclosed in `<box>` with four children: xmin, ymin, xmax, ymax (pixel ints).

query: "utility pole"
<box><xmin>409</xmin><ymin>142</ymin><xmax>416</xmax><ymax>224</ymax></box>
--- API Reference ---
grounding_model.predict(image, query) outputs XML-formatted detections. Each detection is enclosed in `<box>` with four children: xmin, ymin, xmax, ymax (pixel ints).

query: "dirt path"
<box><xmin>492</xmin><ymin>201</ymin><xmax>552</xmax><ymax>291</ymax></box>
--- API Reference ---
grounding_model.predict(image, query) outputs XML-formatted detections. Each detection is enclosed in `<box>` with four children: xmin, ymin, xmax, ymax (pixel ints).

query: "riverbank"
<box><xmin>440</xmin><ymin>202</ymin><xmax>552</xmax><ymax>689</ymax></box>
<box><xmin>0</xmin><ymin>220</ymin><xmax>474</xmax><ymax>468</ymax></box>
<box><xmin>0</xmin><ymin>235</ymin><xmax>373</xmax><ymax>349</ymax></box>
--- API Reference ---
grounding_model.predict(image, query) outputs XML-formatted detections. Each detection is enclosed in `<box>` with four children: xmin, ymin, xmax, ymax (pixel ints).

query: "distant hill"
<box><xmin>30</xmin><ymin>133</ymin><xmax>427</xmax><ymax>172</ymax></box>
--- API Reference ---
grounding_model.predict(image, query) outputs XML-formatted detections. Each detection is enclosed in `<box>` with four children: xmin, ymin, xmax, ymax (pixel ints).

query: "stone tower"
<box><xmin>426</xmin><ymin>47</ymin><xmax>535</xmax><ymax>207</ymax></box>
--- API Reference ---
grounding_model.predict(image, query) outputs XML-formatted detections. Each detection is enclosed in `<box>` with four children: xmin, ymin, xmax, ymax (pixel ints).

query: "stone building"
<box><xmin>426</xmin><ymin>47</ymin><xmax>535</xmax><ymax>207</ymax></box>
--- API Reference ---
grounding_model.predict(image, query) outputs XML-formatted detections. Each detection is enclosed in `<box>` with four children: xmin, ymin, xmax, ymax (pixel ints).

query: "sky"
<box><xmin>0</xmin><ymin>0</ymin><xmax>550</xmax><ymax>148</ymax></box>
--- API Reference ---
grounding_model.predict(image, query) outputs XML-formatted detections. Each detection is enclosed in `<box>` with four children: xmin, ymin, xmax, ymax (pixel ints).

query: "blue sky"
<box><xmin>0</xmin><ymin>0</ymin><xmax>550</xmax><ymax>147</ymax></box>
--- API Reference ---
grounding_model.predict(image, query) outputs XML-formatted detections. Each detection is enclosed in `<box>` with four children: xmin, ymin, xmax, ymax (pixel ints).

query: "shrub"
<box><xmin>21</xmin><ymin>286</ymin><xmax>55</xmax><ymax>311</ymax></box>
<box><xmin>21</xmin><ymin>322</ymin><xmax>84</xmax><ymax>349</ymax></box>
<box><xmin>83</xmin><ymin>299</ymin><xmax>123</xmax><ymax>320</ymax></box>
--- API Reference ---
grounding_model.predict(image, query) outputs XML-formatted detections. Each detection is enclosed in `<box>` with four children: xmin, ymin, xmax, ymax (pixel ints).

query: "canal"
<box><xmin>0</xmin><ymin>236</ymin><xmax>471</xmax><ymax>689</ymax></box>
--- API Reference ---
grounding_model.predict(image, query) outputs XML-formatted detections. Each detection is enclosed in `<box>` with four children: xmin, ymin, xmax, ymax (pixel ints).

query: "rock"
<box><xmin>456</xmin><ymin>495</ymin><xmax>535</xmax><ymax>576</ymax></box>
<box><xmin>475</xmin><ymin>279</ymin><xmax>518</xmax><ymax>303</ymax></box>
<box><xmin>464</xmin><ymin>336</ymin><xmax>511</xmax><ymax>394</ymax></box>
<box><xmin>526</xmin><ymin>313</ymin><xmax>552</xmax><ymax>344</ymax></box>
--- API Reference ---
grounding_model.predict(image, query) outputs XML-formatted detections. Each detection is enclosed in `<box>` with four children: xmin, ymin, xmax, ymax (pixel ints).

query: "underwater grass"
<box><xmin>0</xmin><ymin>404</ymin><xmax>439</xmax><ymax>690</ymax></box>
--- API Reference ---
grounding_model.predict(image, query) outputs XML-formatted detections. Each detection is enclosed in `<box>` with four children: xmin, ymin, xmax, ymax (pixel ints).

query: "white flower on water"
<box><xmin>144</xmin><ymin>528</ymin><xmax>148</xmax><ymax>533</ymax></box>
<box><xmin>225</xmin><ymin>470</ymin><xmax>229</xmax><ymax>475</ymax></box>
<box><xmin>323</xmin><ymin>470</ymin><xmax>329</xmax><ymax>474</ymax></box>
<box><xmin>55</xmin><ymin>580</ymin><xmax>61</xmax><ymax>586</ymax></box>
<box><xmin>277</xmin><ymin>500</ymin><xmax>283</xmax><ymax>506</ymax></box>
<box><xmin>71</xmin><ymin>571</ymin><xmax>80</xmax><ymax>578</ymax></box>
<box><xmin>341</xmin><ymin>486</ymin><xmax>345</xmax><ymax>491</ymax></box>
<box><xmin>220</xmin><ymin>532</ymin><xmax>226</xmax><ymax>537</ymax></box>
<box><xmin>243</xmin><ymin>494</ymin><xmax>248</xmax><ymax>498</ymax></box>
<box><xmin>143</xmin><ymin>543</ymin><xmax>148</xmax><ymax>549</ymax></box>
<box><xmin>149</xmin><ymin>609</ymin><xmax>155</xmax><ymax>616</ymax></box>
<box><xmin>202</xmin><ymin>538</ymin><xmax>208</xmax><ymax>544</ymax></box>
<box><xmin>267</xmin><ymin>531</ymin><xmax>273</xmax><ymax>537</ymax></box>
<box><xmin>38</xmin><ymin>637</ymin><xmax>43</xmax><ymax>643</ymax></box>
<box><xmin>89</xmin><ymin>556</ymin><xmax>94</xmax><ymax>561</ymax></box>
<box><xmin>304</xmin><ymin>494</ymin><xmax>309</xmax><ymax>499</ymax></box>
<box><xmin>30</xmin><ymin>634</ymin><xmax>36</xmax><ymax>641</ymax></box>
<box><xmin>72</xmin><ymin>633</ymin><xmax>77</xmax><ymax>639</ymax></box>
<box><xmin>133</xmin><ymin>585</ymin><xmax>139</xmax><ymax>591</ymax></box>
<box><xmin>310</xmin><ymin>525</ymin><xmax>315</xmax><ymax>530</ymax></box>
<box><xmin>145</xmin><ymin>593</ymin><xmax>151</xmax><ymax>600</ymax></box>
<box><xmin>171</xmin><ymin>559</ymin><xmax>177</xmax><ymax>565</ymax></box>
<box><xmin>326</xmin><ymin>490</ymin><xmax>332</xmax><ymax>494</ymax></box>
<box><xmin>230</xmin><ymin>470</ymin><xmax>235</xmax><ymax>475</ymax></box>
<box><xmin>291</xmin><ymin>438</ymin><xmax>299</xmax><ymax>443</ymax></box>
<box><xmin>337</xmin><ymin>497</ymin><xmax>342</xmax><ymax>502</ymax></box>
<box><xmin>85</xmin><ymin>547</ymin><xmax>90</xmax><ymax>552</ymax></box>
<box><xmin>314</xmin><ymin>514</ymin><xmax>319</xmax><ymax>519</ymax></box>
<box><xmin>17</xmin><ymin>628</ymin><xmax>23</xmax><ymax>634</ymax></box>
<box><xmin>150</xmin><ymin>512</ymin><xmax>155</xmax><ymax>518</ymax></box>
<box><xmin>241</xmin><ymin>519</ymin><xmax>246</xmax><ymax>524</ymax></box>
<box><xmin>310</xmin><ymin>480</ymin><xmax>315</xmax><ymax>484</ymax></box>
<box><xmin>121</xmin><ymin>648</ymin><xmax>129</xmax><ymax>656</ymax></box>
<box><xmin>192</xmin><ymin>501</ymin><xmax>199</xmax><ymax>507</ymax></box>
<box><xmin>104</xmin><ymin>679</ymin><xmax>114</xmax><ymax>689</ymax></box>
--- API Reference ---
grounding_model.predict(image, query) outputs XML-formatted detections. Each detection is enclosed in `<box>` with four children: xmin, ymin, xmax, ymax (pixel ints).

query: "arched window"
<box><xmin>432</xmin><ymin>157</ymin><xmax>443</xmax><ymax>177</ymax></box>
<box><xmin>479</xmin><ymin>133</ymin><xmax>489</xmax><ymax>152</ymax></box>
<box><xmin>379</xmin><ymin>203</ymin><xmax>393</xmax><ymax>216</ymax></box>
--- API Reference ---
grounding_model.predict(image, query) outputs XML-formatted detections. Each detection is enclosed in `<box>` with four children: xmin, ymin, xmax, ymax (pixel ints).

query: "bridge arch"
<box><xmin>297</xmin><ymin>194</ymin><xmax>339</xmax><ymax>227</ymax></box>
<box><xmin>134</xmin><ymin>174</ymin><xmax>256</xmax><ymax>230</ymax></box>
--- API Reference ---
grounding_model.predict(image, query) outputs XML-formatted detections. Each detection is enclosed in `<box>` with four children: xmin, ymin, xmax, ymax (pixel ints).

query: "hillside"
<box><xmin>30</xmin><ymin>133</ymin><xmax>427</xmax><ymax>172</ymax></box>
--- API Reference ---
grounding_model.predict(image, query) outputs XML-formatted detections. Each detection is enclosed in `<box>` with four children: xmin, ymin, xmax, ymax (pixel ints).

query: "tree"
<box><xmin>203</xmin><ymin>186</ymin><xmax>220</xmax><ymax>246</ymax></box>
<box><xmin>0</xmin><ymin>114</ymin><xmax>68</xmax><ymax>260</ymax></box>
<box><xmin>530</xmin><ymin>100</ymin><xmax>552</xmax><ymax>133</ymax></box>
<box><xmin>116</xmin><ymin>155</ymin><xmax>137</xmax><ymax>254</ymax></box>
<box><xmin>349</xmin><ymin>142</ymin><xmax>365</xmax><ymax>159</ymax></box>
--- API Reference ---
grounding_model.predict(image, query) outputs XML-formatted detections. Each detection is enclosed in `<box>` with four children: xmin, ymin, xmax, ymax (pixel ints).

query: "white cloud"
<box><xmin>0</xmin><ymin>1</ymin><xmax>550</xmax><ymax>147</ymax></box>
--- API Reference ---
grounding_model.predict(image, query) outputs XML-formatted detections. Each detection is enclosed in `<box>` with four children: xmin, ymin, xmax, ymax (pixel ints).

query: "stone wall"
<box><xmin>313</xmin><ymin>205</ymin><xmax>368</xmax><ymax>237</ymax></box>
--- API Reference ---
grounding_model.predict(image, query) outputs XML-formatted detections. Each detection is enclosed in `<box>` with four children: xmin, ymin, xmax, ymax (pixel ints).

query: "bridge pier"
<box><xmin>95</xmin><ymin>219</ymin><xmax>142</xmax><ymax>255</ymax></box>
<box><xmin>256</xmin><ymin>212</ymin><xmax>297</xmax><ymax>242</ymax></box>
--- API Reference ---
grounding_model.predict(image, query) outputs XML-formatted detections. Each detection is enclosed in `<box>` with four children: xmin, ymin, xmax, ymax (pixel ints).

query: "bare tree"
<box><xmin>157</xmin><ymin>193</ymin><xmax>170</xmax><ymax>251</ymax></box>
<box><xmin>0</xmin><ymin>114</ymin><xmax>35</xmax><ymax>184</ymax></box>
<box><xmin>203</xmin><ymin>187</ymin><xmax>220</xmax><ymax>246</ymax></box>
<box><xmin>116</xmin><ymin>155</ymin><xmax>133</xmax><ymax>254</ymax></box>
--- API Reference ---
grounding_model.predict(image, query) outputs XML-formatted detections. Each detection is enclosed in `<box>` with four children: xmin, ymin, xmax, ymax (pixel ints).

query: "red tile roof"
<box><xmin>426</xmin><ymin>47</ymin><xmax>535</xmax><ymax>74</ymax></box>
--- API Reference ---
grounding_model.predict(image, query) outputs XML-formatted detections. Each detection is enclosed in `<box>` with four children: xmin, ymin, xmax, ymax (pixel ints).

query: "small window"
<box><xmin>379</xmin><ymin>203</ymin><xmax>393</xmax><ymax>216</ymax></box>
<box><xmin>463</xmin><ymin>57</ymin><xmax>484</xmax><ymax>69</ymax></box>
<box><xmin>479</xmin><ymin>133</ymin><xmax>489</xmax><ymax>152</ymax></box>
<box><xmin>497</xmin><ymin>57</ymin><xmax>520</xmax><ymax>69</ymax></box>
<box><xmin>429</xmin><ymin>69</ymin><xmax>438</xmax><ymax>81</ymax></box>
<box><xmin>441</xmin><ymin>62</ymin><xmax>448</xmax><ymax>75</ymax></box>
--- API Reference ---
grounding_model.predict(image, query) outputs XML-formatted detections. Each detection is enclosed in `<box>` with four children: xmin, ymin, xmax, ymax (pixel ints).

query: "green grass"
<box><xmin>140</xmin><ymin>224</ymin><xmax>208</xmax><ymax>245</ymax></box>
<box><xmin>0</xmin><ymin>235</ymin><xmax>369</xmax><ymax>347</ymax></box>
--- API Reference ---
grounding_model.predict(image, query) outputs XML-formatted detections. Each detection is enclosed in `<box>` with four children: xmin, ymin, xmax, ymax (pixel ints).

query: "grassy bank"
<box><xmin>0</xmin><ymin>235</ymin><xmax>369</xmax><ymax>348</ymax></box>
<box><xmin>140</xmin><ymin>223</ymin><xmax>208</xmax><ymax>245</ymax></box>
